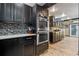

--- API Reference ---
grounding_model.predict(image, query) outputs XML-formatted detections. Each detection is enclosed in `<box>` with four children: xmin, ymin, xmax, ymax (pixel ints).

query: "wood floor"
<box><xmin>40</xmin><ymin>37</ymin><xmax>78</xmax><ymax>56</ymax></box>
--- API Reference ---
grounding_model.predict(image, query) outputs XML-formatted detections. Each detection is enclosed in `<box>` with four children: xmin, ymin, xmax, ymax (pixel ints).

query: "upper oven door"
<box><xmin>37</xmin><ymin>17</ymin><xmax>48</xmax><ymax>31</ymax></box>
<box><xmin>37</xmin><ymin>31</ymin><xmax>49</xmax><ymax>45</ymax></box>
<box><xmin>38</xmin><ymin>21</ymin><xmax>48</xmax><ymax>31</ymax></box>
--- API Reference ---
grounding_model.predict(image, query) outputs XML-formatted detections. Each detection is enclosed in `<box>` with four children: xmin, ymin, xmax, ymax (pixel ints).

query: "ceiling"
<box><xmin>25</xmin><ymin>3</ymin><xmax>45</xmax><ymax>7</ymax></box>
<box><xmin>48</xmin><ymin>3</ymin><xmax>79</xmax><ymax>20</ymax></box>
<box><xmin>25</xmin><ymin>3</ymin><xmax>78</xmax><ymax>20</ymax></box>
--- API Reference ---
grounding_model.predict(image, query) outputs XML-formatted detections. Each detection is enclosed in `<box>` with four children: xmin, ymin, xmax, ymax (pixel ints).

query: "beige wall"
<box><xmin>64</xmin><ymin>28</ymin><xmax>70</xmax><ymax>36</ymax></box>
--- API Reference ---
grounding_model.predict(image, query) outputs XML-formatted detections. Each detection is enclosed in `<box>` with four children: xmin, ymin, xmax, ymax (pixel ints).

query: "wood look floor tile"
<box><xmin>40</xmin><ymin>37</ymin><xmax>78</xmax><ymax>56</ymax></box>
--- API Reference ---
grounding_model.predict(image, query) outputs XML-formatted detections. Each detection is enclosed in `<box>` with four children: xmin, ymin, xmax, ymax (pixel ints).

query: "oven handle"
<box><xmin>37</xmin><ymin>31</ymin><xmax>49</xmax><ymax>34</ymax></box>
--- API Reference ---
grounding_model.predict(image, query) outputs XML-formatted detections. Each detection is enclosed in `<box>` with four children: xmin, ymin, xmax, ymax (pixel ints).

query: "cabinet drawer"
<box><xmin>36</xmin><ymin>42</ymin><xmax>48</xmax><ymax>55</ymax></box>
<box><xmin>23</xmin><ymin>37</ymin><xmax>34</xmax><ymax>45</ymax></box>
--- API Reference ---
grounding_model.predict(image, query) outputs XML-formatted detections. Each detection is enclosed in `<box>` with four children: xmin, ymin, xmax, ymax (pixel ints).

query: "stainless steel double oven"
<box><xmin>37</xmin><ymin>16</ymin><xmax>49</xmax><ymax>45</ymax></box>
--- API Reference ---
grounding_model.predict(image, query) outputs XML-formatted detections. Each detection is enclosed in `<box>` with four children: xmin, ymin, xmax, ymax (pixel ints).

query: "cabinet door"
<box><xmin>24</xmin><ymin>44</ymin><xmax>34</xmax><ymax>56</ymax></box>
<box><xmin>0</xmin><ymin>4</ymin><xmax>2</xmax><ymax>21</ymax></box>
<box><xmin>0</xmin><ymin>3</ymin><xmax>25</xmax><ymax>23</ymax></box>
<box><xmin>36</xmin><ymin>42</ymin><xmax>48</xmax><ymax>55</ymax></box>
<box><xmin>24</xmin><ymin>5</ymin><xmax>29</xmax><ymax>24</ymax></box>
<box><xmin>3</xmin><ymin>39</ymin><xmax>23</xmax><ymax>56</ymax></box>
<box><xmin>24</xmin><ymin>5</ymin><xmax>32</xmax><ymax>24</ymax></box>
<box><xmin>4</xmin><ymin>3</ymin><xmax>12</xmax><ymax>22</ymax></box>
<box><xmin>0</xmin><ymin>3</ymin><xmax>13</xmax><ymax>22</ymax></box>
<box><xmin>24</xmin><ymin>37</ymin><xmax>35</xmax><ymax>56</ymax></box>
<box><xmin>0</xmin><ymin>4</ymin><xmax>1</xmax><ymax>20</ymax></box>
<box><xmin>14</xmin><ymin>3</ymin><xmax>24</xmax><ymax>22</ymax></box>
<box><xmin>13</xmin><ymin>38</ymin><xmax>24</xmax><ymax>56</ymax></box>
<box><xmin>29</xmin><ymin>7</ymin><xmax>33</xmax><ymax>25</ymax></box>
<box><xmin>0</xmin><ymin>4</ymin><xmax>4</xmax><ymax>22</ymax></box>
<box><xmin>0</xmin><ymin>40</ymin><xmax>6</xmax><ymax>56</ymax></box>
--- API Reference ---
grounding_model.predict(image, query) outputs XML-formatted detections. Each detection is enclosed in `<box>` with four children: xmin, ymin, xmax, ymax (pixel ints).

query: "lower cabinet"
<box><xmin>36</xmin><ymin>42</ymin><xmax>48</xmax><ymax>55</ymax></box>
<box><xmin>0</xmin><ymin>36</ymin><xmax>49</xmax><ymax>56</ymax></box>
<box><xmin>0</xmin><ymin>36</ymin><xmax>36</xmax><ymax>56</ymax></box>
<box><xmin>0</xmin><ymin>40</ymin><xmax>6</xmax><ymax>56</ymax></box>
<box><xmin>23</xmin><ymin>36</ymin><xmax>36</xmax><ymax>56</ymax></box>
<box><xmin>1</xmin><ymin>38</ymin><xmax>24</xmax><ymax>56</ymax></box>
<box><xmin>24</xmin><ymin>44</ymin><xmax>34</xmax><ymax>56</ymax></box>
<box><xmin>49</xmin><ymin>31</ymin><xmax>63</xmax><ymax>43</ymax></box>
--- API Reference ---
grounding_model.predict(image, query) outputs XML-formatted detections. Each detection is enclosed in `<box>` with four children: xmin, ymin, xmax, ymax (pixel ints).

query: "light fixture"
<box><xmin>73</xmin><ymin>20</ymin><xmax>79</xmax><ymax>23</ymax></box>
<box><xmin>15</xmin><ymin>3</ymin><xmax>23</xmax><ymax>7</ymax></box>
<box><xmin>55</xmin><ymin>16</ymin><xmax>61</xmax><ymax>19</ymax></box>
<box><xmin>51</xmin><ymin>6</ymin><xmax>57</xmax><ymax>12</ymax></box>
<box><xmin>52</xmin><ymin>6</ymin><xmax>56</xmax><ymax>12</ymax></box>
<box><xmin>55</xmin><ymin>13</ymin><xmax>66</xmax><ymax>19</ymax></box>
<box><xmin>61</xmin><ymin>13</ymin><xmax>66</xmax><ymax>17</ymax></box>
<box><xmin>67</xmin><ymin>17</ymin><xmax>70</xmax><ymax>19</ymax></box>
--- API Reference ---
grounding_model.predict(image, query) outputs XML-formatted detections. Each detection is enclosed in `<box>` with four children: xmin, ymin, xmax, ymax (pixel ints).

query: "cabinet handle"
<box><xmin>26</xmin><ymin>37</ymin><xmax>32</xmax><ymax>39</ymax></box>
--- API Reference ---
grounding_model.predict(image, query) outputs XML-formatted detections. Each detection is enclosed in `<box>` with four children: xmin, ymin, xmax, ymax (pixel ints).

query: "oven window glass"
<box><xmin>39</xmin><ymin>33</ymin><xmax>48</xmax><ymax>42</ymax></box>
<box><xmin>39</xmin><ymin>21</ymin><xmax>47</xmax><ymax>30</ymax></box>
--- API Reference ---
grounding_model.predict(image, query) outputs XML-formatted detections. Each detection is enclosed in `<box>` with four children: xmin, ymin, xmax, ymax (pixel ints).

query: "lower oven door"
<box><xmin>37</xmin><ymin>32</ymin><xmax>49</xmax><ymax>45</ymax></box>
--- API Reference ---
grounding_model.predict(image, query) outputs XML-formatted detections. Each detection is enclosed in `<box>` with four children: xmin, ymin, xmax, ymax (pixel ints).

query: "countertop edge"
<box><xmin>0</xmin><ymin>34</ymin><xmax>36</xmax><ymax>40</ymax></box>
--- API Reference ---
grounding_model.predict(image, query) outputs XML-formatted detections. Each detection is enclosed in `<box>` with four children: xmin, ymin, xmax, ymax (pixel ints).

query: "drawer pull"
<box><xmin>26</xmin><ymin>38</ymin><xmax>32</xmax><ymax>39</ymax></box>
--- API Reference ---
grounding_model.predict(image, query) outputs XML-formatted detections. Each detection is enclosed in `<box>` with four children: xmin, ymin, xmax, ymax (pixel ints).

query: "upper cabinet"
<box><xmin>0</xmin><ymin>4</ymin><xmax>1</xmax><ymax>22</ymax></box>
<box><xmin>0</xmin><ymin>3</ymin><xmax>24</xmax><ymax>23</ymax></box>
<box><xmin>0</xmin><ymin>3</ymin><xmax>32</xmax><ymax>23</ymax></box>
<box><xmin>4</xmin><ymin>3</ymin><xmax>13</xmax><ymax>22</ymax></box>
<box><xmin>24</xmin><ymin>5</ymin><xmax>32</xmax><ymax>25</ymax></box>
<box><xmin>14</xmin><ymin>4</ymin><xmax>24</xmax><ymax>22</ymax></box>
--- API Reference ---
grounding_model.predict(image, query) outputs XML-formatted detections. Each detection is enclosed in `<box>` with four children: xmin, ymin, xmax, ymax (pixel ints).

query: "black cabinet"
<box><xmin>0</xmin><ymin>38</ymin><xmax>24</xmax><ymax>56</ymax></box>
<box><xmin>0</xmin><ymin>3</ymin><xmax>24</xmax><ymax>23</ymax></box>
<box><xmin>0</xmin><ymin>3</ymin><xmax>33</xmax><ymax>23</ymax></box>
<box><xmin>0</xmin><ymin>4</ymin><xmax>2</xmax><ymax>21</ymax></box>
<box><xmin>4</xmin><ymin>4</ymin><xmax>12</xmax><ymax>22</ymax></box>
<box><xmin>0</xmin><ymin>3</ymin><xmax>4</xmax><ymax>22</ymax></box>
<box><xmin>14</xmin><ymin>4</ymin><xmax>24</xmax><ymax>22</ymax></box>
<box><xmin>49</xmin><ymin>31</ymin><xmax>63</xmax><ymax>43</ymax></box>
<box><xmin>0</xmin><ymin>3</ymin><xmax>13</xmax><ymax>22</ymax></box>
<box><xmin>24</xmin><ymin>5</ymin><xmax>33</xmax><ymax>24</ymax></box>
<box><xmin>36</xmin><ymin>42</ymin><xmax>48</xmax><ymax>55</ymax></box>
<box><xmin>0</xmin><ymin>40</ymin><xmax>6</xmax><ymax>56</ymax></box>
<box><xmin>23</xmin><ymin>36</ymin><xmax>36</xmax><ymax>56</ymax></box>
<box><xmin>0</xmin><ymin>36</ymin><xmax>36</xmax><ymax>56</ymax></box>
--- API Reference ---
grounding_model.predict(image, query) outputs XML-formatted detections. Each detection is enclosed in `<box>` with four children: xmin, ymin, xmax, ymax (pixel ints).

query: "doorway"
<box><xmin>70</xmin><ymin>23</ymin><xmax>79</xmax><ymax>37</ymax></box>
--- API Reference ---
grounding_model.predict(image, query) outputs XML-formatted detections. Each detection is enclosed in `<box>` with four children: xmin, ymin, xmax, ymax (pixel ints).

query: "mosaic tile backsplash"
<box><xmin>0</xmin><ymin>23</ymin><xmax>28</xmax><ymax>36</ymax></box>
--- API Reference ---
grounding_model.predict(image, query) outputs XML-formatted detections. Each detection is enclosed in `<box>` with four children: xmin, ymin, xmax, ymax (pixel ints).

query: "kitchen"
<box><xmin>0</xmin><ymin>3</ymin><xmax>78</xmax><ymax>56</ymax></box>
